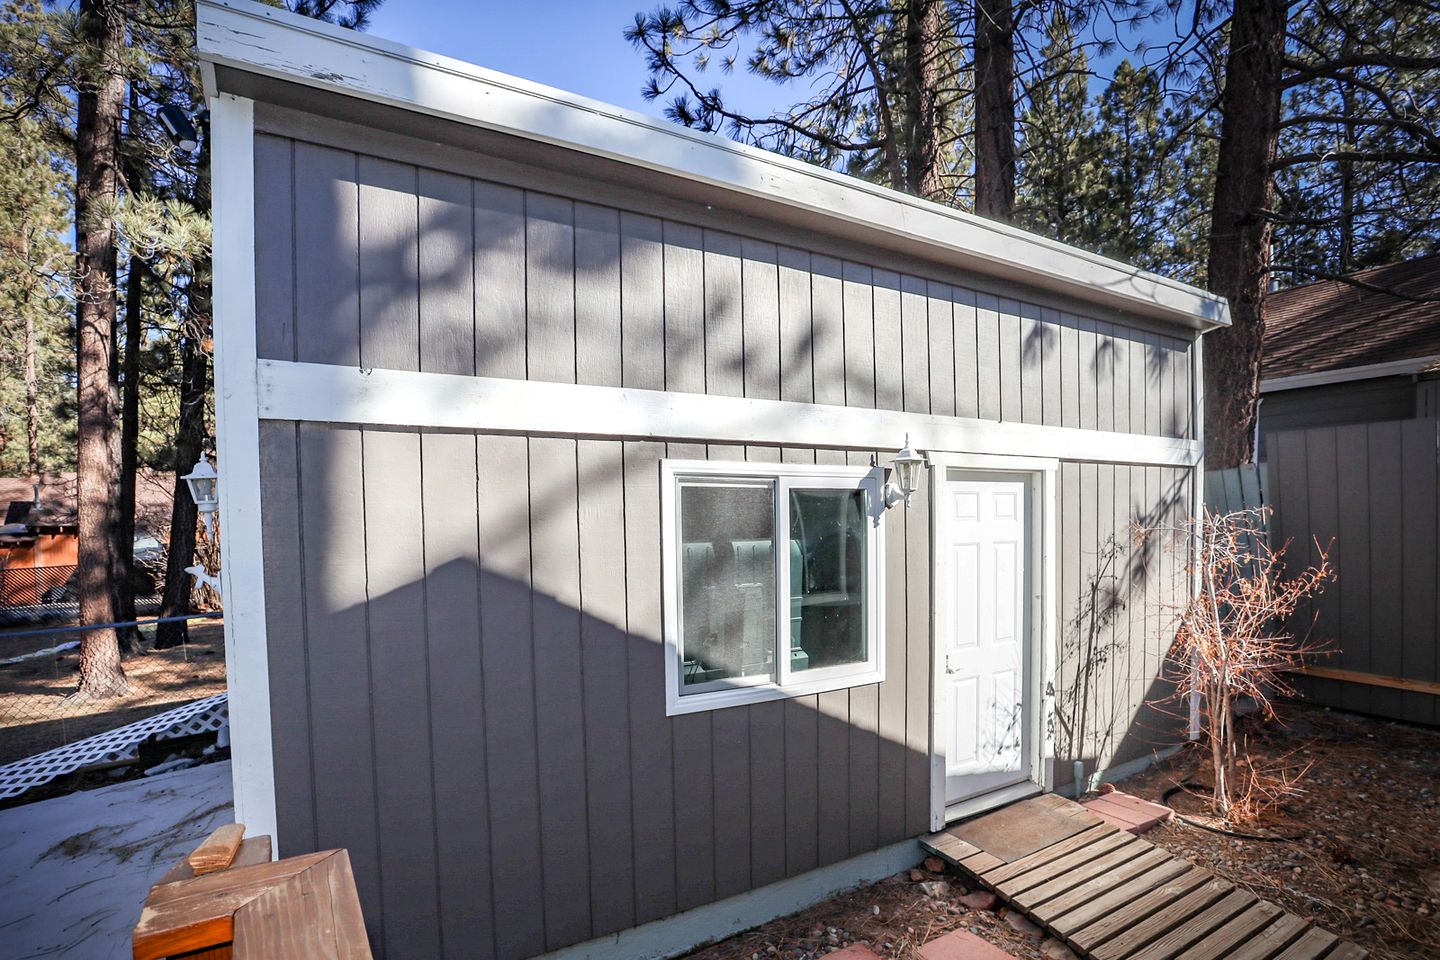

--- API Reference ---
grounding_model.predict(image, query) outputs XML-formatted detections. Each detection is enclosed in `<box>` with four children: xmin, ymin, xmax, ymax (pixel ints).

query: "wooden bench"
<box><xmin>132</xmin><ymin>823</ymin><xmax>372</xmax><ymax>959</ymax></box>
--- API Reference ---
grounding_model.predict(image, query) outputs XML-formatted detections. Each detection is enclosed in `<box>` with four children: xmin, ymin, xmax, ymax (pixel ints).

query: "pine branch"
<box><xmin>1273</xmin><ymin>149</ymin><xmax>1439</xmax><ymax>169</ymax></box>
<box><xmin>1268</xmin><ymin>262</ymin><xmax>1440</xmax><ymax>302</ymax></box>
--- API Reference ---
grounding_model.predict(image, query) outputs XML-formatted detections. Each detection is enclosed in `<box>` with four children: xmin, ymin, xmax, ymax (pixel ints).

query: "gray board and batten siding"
<box><xmin>1257</xmin><ymin>376</ymin><xmax>1419</xmax><ymax>456</ymax></box>
<box><xmin>1265</xmin><ymin>419</ymin><xmax>1440</xmax><ymax>727</ymax></box>
<box><xmin>250</xmin><ymin>100</ymin><xmax>1199</xmax><ymax>960</ymax></box>
<box><xmin>249</xmin><ymin>102</ymin><xmax>1196</xmax><ymax>432</ymax></box>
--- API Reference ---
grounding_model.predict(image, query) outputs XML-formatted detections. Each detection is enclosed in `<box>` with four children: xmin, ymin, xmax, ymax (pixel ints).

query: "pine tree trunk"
<box><xmin>974</xmin><ymin>0</ymin><xmax>1016</xmax><ymax>220</ymax></box>
<box><xmin>155</xmin><ymin>126</ymin><xmax>211</xmax><ymax>650</ymax></box>
<box><xmin>902</xmin><ymin>0</ymin><xmax>945</xmax><ymax>200</ymax></box>
<box><xmin>1203</xmin><ymin>0</ymin><xmax>1287</xmax><ymax>469</ymax></box>
<box><xmin>114</xmin><ymin>253</ymin><xmax>145</xmax><ymax>652</ymax></box>
<box><xmin>72</xmin><ymin>0</ymin><xmax>128</xmax><ymax>699</ymax></box>
<box><xmin>22</xmin><ymin>223</ymin><xmax>39</xmax><ymax>483</ymax></box>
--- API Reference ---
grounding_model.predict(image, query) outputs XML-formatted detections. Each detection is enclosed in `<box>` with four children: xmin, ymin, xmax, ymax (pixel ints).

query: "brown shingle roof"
<box><xmin>1262</xmin><ymin>254</ymin><xmax>1440</xmax><ymax>381</ymax></box>
<box><xmin>0</xmin><ymin>472</ymin><xmax>176</xmax><ymax>533</ymax></box>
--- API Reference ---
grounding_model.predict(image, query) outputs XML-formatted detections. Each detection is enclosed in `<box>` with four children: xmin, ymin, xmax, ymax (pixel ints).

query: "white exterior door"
<box><xmin>936</xmin><ymin>473</ymin><xmax>1032</xmax><ymax>805</ymax></box>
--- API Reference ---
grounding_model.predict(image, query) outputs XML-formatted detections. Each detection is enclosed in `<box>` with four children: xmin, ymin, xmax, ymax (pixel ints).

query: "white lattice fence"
<box><xmin>0</xmin><ymin>694</ymin><xmax>228</xmax><ymax>801</ymax></box>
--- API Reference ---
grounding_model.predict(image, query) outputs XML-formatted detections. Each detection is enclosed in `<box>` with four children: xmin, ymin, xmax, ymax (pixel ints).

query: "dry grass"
<box><xmin>1119</xmin><ymin>704</ymin><xmax>1440</xmax><ymax>960</ymax></box>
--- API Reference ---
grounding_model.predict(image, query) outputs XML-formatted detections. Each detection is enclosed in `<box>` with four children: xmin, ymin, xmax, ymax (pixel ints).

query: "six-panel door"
<box><xmin>936</xmin><ymin>473</ymin><xmax>1032</xmax><ymax>805</ymax></box>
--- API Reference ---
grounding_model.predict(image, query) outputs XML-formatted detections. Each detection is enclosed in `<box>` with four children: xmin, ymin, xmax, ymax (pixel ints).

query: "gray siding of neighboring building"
<box><xmin>1264</xmin><ymin>420</ymin><xmax>1440</xmax><ymax>728</ymax></box>
<box><xmin>250</xmin><ymin>105</ymin><xmax>1199</xmax><ymax>960</ymax></box>
<box><xmin>1417</xmin><ymin>377</ymin><xmax>1440</xmax><ymax>417</ymax></box>
<box><xmin>1258</xmin><ymin>377</ymin><xmax>1416</xmax><ymax>457</ymax></box>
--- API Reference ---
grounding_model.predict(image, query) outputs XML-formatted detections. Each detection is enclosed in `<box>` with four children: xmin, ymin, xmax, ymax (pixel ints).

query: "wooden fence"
<box><xmin>1263</xmin><ymin>418</ymin><xmax>1440</xmax><ymax>725</ymax></box>
<box><xmin>1204</xmin><ymin>463</ymin><xmax>1267</xmax><ymax>516</ymax></box>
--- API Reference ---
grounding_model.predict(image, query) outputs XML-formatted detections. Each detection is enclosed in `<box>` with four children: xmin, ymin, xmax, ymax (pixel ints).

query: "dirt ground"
<box><xmin>686</xmin><ymin>703</ymin><xmax>1438</xmax><ymax>960</ymax></box>
<box><xmin>0</xmin><ymin>620</ymin><xmax>227</xmax><ymax>765</ymax></box>
<box><xmin>1122</xmin><ymin>704</ymin><xmax>1440</xmax><ymax>960</ymax></box>
<box><xmin>681</xmin><ymin>866</ymin><xmax>1054</xmax><ymax>960</ymax></box>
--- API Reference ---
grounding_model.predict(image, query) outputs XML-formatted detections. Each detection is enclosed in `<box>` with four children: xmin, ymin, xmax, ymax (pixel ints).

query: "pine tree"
<box><xmin>0</xmin><ymin>119</ymin><xmax>72</xmax><ymax>479</ymax></box>
<box><xmin>1157</xmin><ymin>98</ymin><xmax>1219</xmax><ymax>286</ymax></box>
<box><xmin>1091</xmin><ymin>61</ymin><xmax>1164</xmax><ymax>265</ymax></box>
<box><xmin>68</xmin><ymin>0</ymin><xmax>131</xmax><ymax>697</ymax></box>
<box><xmin>1016</xmin><ymin>9</ymin><xmax>1099</xmax><ymax>247</ymax></box>
<box><xmin>627</xmin><ymin>1</ymin><xmax>973</xmax><ymax>202</ymax></box>
<box><xmin>0</xmin><ymin>0</ymin><xmax>386</xmax><ymax>688</ymax></box>
<box><xmin>1272</xmin><ymin>0</ymin><xmax>1440</xmax><ymax>281</ymax></box>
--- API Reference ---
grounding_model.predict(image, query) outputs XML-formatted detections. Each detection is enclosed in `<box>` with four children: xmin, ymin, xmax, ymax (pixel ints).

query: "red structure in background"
<box><xmin>0</xmin><ymin>478</ymin><xmax>79</xmax><ymax>606</ymax></box>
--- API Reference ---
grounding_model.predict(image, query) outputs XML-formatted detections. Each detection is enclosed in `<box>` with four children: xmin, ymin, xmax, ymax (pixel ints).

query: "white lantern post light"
<box><xmin>183</xmin><ymin>457</ymin><xmax>220</xmax><ymax>535</ymax></box>
<box><xmin>883</xmin><ymin>435</ymin><xmax>927</xmax><ymax>508</ymax></box>
<box><xmin>183</xmin><ymin>456</ymin><xmax>221</xmax><ymax>598</ymax></box>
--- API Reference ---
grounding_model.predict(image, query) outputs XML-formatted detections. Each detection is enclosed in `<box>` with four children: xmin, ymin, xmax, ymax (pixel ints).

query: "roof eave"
<box><xmin>1260</xmin><ymin>353</ymin><xmax>1440</xmax><ymax>392</ymax></box>
<box><xmin>196</xmin><ymin>0</ymin><xmax>1230</xmax><ymax>334</ymax></box>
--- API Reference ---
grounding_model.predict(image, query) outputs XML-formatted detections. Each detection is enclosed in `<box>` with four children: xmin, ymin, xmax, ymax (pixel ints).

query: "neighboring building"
<box><xmin>1259</xmin><ymin>255</ymin><xmax>1440</xmax><ymax>449</ymax></box>
<box><xmin>197</xmin><ymin>2</ymin><xmax>1228</xmax><ymax>958</ymax></box>
<box><xmin>0</xmin><ymin>474</ymin><xmax>174</xmax><ymax>606</ymax></box>
<box><xmin>1257</xmin><ymin>258</ymin><xmax>1440</xmax><ymax>726</ymax></box>
<box><xmin>0</xmin><ymin>479</ymin><xmax>78</xmax><ymax>605</ymax></box>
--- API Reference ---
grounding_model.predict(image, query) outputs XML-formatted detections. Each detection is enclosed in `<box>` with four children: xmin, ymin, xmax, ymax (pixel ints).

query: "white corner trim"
<box><xmin>210</xmin><ymin>94</ymin><xmax>279</xmax><ymax>848</ymax></box>
<box><xmin>1258</xmin><ymin>353</ymin><xmax>1440</xmax><ymax>393</ymax></box>
<box><xmin>534</xmin><ymin>840</ymin><xmax>922</xmax><ymax>960</ymax></box>
<box><xmin>1039</xmin><ymin>466</ymin><xmax>1059</xmax><ymax>776</ymax></box>
<box><xmin>195</xmin><ymin>0</ymin><xmax>1228</xmax><ymax>332</ymax></box>
<box><xmin>255</xmin><ymin>359</ymin><xmax>1204</xmax><ymax>468</ymax></box>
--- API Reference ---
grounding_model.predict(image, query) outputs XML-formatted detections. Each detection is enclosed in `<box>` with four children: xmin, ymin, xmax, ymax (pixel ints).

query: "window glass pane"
<box><xmin>679</xmin><ymin>481</ymin><xmax>777</xmax><ymax>689</ymax></box>
<box><xmin>788</xmin><ymin>488</ymin><xmax>868</xmax><ymax>672</ymax></box>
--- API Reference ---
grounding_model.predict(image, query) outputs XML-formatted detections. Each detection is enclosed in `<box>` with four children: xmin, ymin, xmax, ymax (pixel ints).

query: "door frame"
<box><xmin>928</xmin><ymin>452</ymin><xmax>1059</xmax><ymax>829</ymax></box>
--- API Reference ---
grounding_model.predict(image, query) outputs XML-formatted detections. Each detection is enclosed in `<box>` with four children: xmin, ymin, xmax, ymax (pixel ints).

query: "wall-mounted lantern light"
<box><xmin>183</xmin><ymin>456</ymin><xmax>219</xmax><ymax>534</ymax></box>
<box><xmin>183</xmin><ymin>456</ymin><xmax>222</xmax><ymax>600</ymax></box>
<box><xmin>883</xmin><ymin>436</ymin><xmax>927</xmax><ymax>508</ymax></box>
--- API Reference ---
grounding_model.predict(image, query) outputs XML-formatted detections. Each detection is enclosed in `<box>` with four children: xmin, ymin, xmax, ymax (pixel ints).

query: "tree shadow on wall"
<box><xmin>1050</xmin><ymin>468</ymin><xmax>1195</xmax><ymax>792</ymax></box>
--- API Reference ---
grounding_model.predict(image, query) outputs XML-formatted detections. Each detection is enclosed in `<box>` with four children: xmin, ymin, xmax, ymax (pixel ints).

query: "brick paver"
<box><xmin>1080</xmin><ymin>789</ymin><xmax>1174</xmax><ymax>834</ymax></box>
<box><xmin>825</xmin><ymin>945</ymin><xmax>883</xmax><ymax>959</ymax></box>
<box><xmin>915</xmin><ymin>928</ymin><xmax>1019</xmax><ymax>960</ymax></box>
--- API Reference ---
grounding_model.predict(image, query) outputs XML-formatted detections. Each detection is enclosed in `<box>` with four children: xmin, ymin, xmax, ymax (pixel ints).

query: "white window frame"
<box><xmin>661</xmin><ymin>459</ymin><xmax>886</xmax><ymax>716</ymax></box>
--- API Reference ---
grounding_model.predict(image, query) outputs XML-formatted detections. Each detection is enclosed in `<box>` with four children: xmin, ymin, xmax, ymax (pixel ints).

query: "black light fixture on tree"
<box><xmin>157</xmin><ymin>104</ymin><xmax>202</xmax><ymax>154</ymax></box>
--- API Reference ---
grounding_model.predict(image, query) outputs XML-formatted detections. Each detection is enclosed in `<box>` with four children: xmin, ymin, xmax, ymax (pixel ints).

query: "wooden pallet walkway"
<box><xmin>921</xmin><ymin>793</ymin><xmax>1366</xmax><ymax>960</ymax></box>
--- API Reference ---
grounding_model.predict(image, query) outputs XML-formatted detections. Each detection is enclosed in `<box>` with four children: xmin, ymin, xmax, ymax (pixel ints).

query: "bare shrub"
<box><xmin>1166</xmin><ymin>506</ymin><xmax>1333</xmax><ymax>820</ymax></box>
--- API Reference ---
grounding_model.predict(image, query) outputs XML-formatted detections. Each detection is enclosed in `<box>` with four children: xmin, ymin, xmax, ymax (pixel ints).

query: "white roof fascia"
<box><xmin>196</xmin><ymin>0</ymin><xmax>1229</xmax><ymax>333</ymax></box>
<box><xmin>1259</xmin><ymin>353</ymin><xmax>1440</xmax><ymax>393</ymax></box>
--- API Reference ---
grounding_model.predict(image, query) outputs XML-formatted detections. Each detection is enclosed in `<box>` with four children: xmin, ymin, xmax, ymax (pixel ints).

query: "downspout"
<box><xmin>1189</xmin><ymin>333</ymin><xmax>1206</xmax><ymax>742</ymax></box>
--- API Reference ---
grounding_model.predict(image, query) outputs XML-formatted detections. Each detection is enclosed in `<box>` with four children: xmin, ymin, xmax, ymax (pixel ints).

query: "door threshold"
<box><xmin>944</xmin><ymin>780</ymin><xmax>1042</xmax><ymax>824</ymax></box>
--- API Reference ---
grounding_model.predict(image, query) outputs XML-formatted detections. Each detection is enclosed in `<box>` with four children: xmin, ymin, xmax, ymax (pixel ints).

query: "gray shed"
<box><xmin>197</xmin><ymin>2</ymin><xmax>1229</xmax><ymax>957</ymax></box>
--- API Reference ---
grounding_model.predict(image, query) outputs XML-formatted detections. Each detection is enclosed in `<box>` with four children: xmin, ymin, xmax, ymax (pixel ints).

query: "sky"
<box><xmin>361</xmin><ymin>0</ymin><xmax>1199</xmax><ymax>130</ymax></box>
<box><xmin>365</xmin><ymin>0</ymin><xmax>790</xmax><ymax>122</ymax></box>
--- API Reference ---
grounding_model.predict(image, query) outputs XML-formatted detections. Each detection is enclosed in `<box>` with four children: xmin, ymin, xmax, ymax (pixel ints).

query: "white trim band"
<box><xmin>256</xmin><ymin>359</ymin><xmax>1204</xmax><ymax>467</ymax></box>
<box><xmin>1259</xmin><ymin>353</ymin><xmax>1440</xmax><ymax>393</ymax></box>
<box><xmin>196</xmin><ymin>0</ymin><xmax>1228</xmax><ymax>332</ymax></box>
